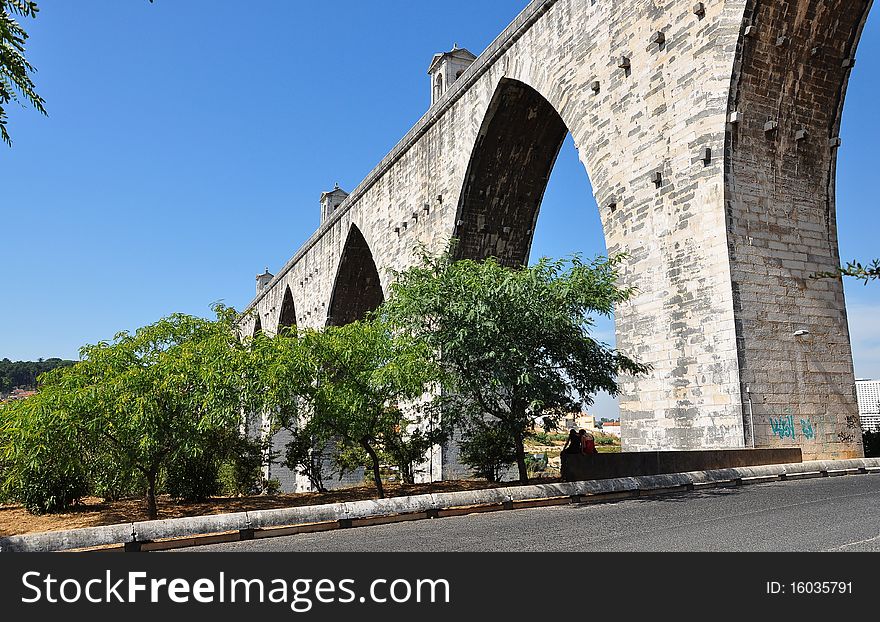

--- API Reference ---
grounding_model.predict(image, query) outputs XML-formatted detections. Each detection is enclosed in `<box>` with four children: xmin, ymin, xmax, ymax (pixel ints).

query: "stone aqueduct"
<box><xmin>240</xmin><ymin>0</ymin><xmax>872</xmax><ymax>490</ymax></box>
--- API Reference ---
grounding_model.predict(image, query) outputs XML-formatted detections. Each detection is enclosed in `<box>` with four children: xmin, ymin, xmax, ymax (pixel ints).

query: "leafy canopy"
<box><xmin>814</xmin><ymin>259</ymin><xmax>880</xmax><ymax>285</ymax></box>
<box><xmin>0</xmin><ymin>1</ymin><xmax>46</xmax><ymax>146</ymax></box>
<box><xmin>381</xmin><ymin>251</ymin><xmax>648</xmax><ymax>483</ymax></box>
<box><xmin>1</xmin><ymin>305</ymin><xmax>260</xmax><ymax>517</ymax></box>
<box><xmin>260</xmin><ymin>320</ymin><xmax>443</xmax><ymax>498</ymax></box>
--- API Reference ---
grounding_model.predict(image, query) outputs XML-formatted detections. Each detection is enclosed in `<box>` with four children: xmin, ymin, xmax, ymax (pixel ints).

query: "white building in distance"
<box><xmin>601</xmin><ymin>421</ymin><xmax>622</xmax><ymax>438</ymax></box>
<box><xmin>856</xmin><ymin>379</ymin><xmax>880</xmax><ymax>432</ymax></box>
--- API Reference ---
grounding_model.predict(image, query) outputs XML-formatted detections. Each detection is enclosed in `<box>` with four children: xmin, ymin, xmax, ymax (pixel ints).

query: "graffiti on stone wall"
<box><xmin>769</xmin><ymin>414</ymin><xmax>818</xmax><ymax>441</ymax></box>
<box><xmin>770</xmin><ymin>415</ymin><xmax>796</xmax><ymax>440</ymax></box>
<box><xmin>836</xmin><ymin>416</ymin><xmax>861</xmax><ymax>443</ymax></box>
<box><xmin>800</xmin><ymin>418</ymin><xmax>816</xmax><ymax>440</ymax></box>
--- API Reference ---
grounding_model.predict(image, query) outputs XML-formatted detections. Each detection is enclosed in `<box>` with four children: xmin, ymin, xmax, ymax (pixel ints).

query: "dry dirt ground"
<box><xmin>0</xmin><ymin>477</ymin><xmax>565</xmax><ymax>537</ymax></box>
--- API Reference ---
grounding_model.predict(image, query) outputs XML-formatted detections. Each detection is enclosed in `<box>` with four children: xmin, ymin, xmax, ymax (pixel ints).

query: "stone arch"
<box><xmin>252</xmin><ymin>314</ymin><xmax>263</xmax><ymax>337</ymax></box>
<box><xmin>327</xmin><ymin>224</ymin><xmax>385</xmax><ymax>327</ymax></box>
<box><xmin>453</xmin><ymin>78</ymin><xmax>572</xmax><ymax>267</ymax></box>
<box><xmin>721</xmin><ymin>0</ymin><xmax>872</xmax><ymax>459</ymax></box>
<box><xmin>277</xmin><ymin>285</ymin><xmax>297</xmax><ymax>334</ymax></box>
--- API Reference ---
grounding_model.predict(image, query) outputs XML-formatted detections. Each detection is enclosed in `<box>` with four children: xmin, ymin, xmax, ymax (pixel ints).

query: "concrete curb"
<box><xmin>2</xmin><ymin>458</ymin><xmax>879</xmax><ymax>552</ymax></box>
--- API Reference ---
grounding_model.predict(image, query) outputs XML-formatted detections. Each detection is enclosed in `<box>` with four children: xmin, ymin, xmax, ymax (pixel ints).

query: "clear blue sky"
<box><xmin>2</xmin><ymin>2</ymin><xmax>878</xmax><ymax>418</ymax></box>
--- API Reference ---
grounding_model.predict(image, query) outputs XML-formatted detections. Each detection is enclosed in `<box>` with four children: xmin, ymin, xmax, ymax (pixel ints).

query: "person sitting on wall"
<box><xmin>561</xmin><ymin>429</ymin><xmax>582</xmax><ymax>480</ymax></box>
<box><xmin>580</xmin><ymin>429</ymin><xmax>598</xmax><ymax>455</ymax></box>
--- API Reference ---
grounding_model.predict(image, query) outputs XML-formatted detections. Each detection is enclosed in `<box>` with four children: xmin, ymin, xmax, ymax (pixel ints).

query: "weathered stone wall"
<box><xmin>238</xmin><ymin>0</ymin><xmax>869</xmax><ymax>490</ymax></box>
<box><xmin>724</xmin><ymin>0</ymin><xmax>870</xmax><ymax>459</ymax></box>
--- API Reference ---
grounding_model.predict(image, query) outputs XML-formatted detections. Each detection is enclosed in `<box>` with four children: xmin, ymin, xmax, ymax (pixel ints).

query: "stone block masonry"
<box><xmin>238</xmin><ymin>0</ymin><xmax>870</xmax><ymax>490</ymax></box>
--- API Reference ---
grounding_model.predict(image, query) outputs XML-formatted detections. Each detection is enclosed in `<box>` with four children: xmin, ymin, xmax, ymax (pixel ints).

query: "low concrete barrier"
<box><xmin>1</xmin><ymin>522</ymin><xmax>135</xmax><ymax>554</ymax></box>
<box><xmin>247</xmin><ymin>504</ymin><xmax>342</xmax><ymax>531</ymax></box>
<box><xmin>2</xmin><ymin>457</ymin><xmax>878</xmax><ymax>552</ymax></box>
<box><xmin>134</xmin><ymin>512</ymin><xmax>251</xmax><ymax>543</ymax></box>
<box><xmin>561</xmin><ymin>448</ymin><xmax>803</xmax><ymax>482</ymax></box>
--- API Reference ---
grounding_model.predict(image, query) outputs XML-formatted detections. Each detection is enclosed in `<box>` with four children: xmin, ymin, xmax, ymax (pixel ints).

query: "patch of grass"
<box><xmin>528</xmin><ymin>431</ymin><xmax>569</xmax><ymax>445</ymax></box>
<box><xmin>597</xmin><ymin>446</ymin><xmax>622</xmax><ymax>454</ymax></box>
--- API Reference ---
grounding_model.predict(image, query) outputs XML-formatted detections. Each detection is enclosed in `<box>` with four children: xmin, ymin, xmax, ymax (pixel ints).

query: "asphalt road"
<box><xmin>192</xmin><ymin>474</ymin><xmax>880</xmax><ymax>552</ymax></box>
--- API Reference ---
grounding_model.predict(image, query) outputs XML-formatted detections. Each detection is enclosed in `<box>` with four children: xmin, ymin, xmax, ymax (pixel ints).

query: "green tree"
<box><xmin>382</xmin><ymin>251</ymin><xmax>648</xmax><ymax>484</ymax></box>
<box><xmin>835</xmin><ymin>259</ymin><xmax>879</xmax><ymax>284</ymax></box>
<box><xmin>0</xmin><ymin>396</ymin><xmax>89</xmax><ymax>513</ymax></box>
<box><xmin>813</xmin><ymin>259</ymin><xmax>880</xmax><ymax>285</ymax></box>
<box><xmin>1</xmin><ymin>1</ymin><xmax>46</xmax><ymax>146</ymax></box>
<box><xmin>282</xmin><ymin>421</ymin><xmax>334</xmax><ymax>493</ymax></box>
<box><xmin>263</xmin><ymin>321</ymin><xmax>442</xmax><ymax>498</ymax></box>
<box><xmin>248</xmin><ymin>325</ymin><xmax>317</xmax><ymax>489</ymax></box>
<box><xmin>1</xmin><ymin>306</ymin><xmax>262</xmax><ymax>518</ymax></box>
<box><xmin>0</xmin><ymin>358</ymin><xmax>75</xmax><ymax>393</ymax></box>
<box><xmin>458</xmin><ymin>419</ymin><xmax>517</xmax><ymax>483</ymax></box>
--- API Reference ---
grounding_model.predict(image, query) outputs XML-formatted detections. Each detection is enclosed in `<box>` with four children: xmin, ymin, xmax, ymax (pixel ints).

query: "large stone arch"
<box><xmin>453</xmin><ymin>55</ymin><xmax>749</xmax><ymax>455</ymax></box>
<box><xmin>327</xmin><ymin>224</ymin><xmax>385</xmax><ymax>326</ymax></box>
<box><xmin>454</xmin><ymin>78</ymin><xmax>570</xmax><ymax>266</ymax></box>
<box><xmin>277</xmin><ymin>285</ymin><xmax>297</xmax><ymax>334</ymax></box>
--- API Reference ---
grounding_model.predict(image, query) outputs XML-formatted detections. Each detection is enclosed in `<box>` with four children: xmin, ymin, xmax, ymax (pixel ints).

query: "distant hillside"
<box><xmin>0</xmin><ymin>358</ymin><xmax>76</xmax><ymax>393</ymax></box>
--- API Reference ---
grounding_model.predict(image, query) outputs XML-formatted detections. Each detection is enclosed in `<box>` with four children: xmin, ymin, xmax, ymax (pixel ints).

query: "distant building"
<box><xmin>560</xmin><ymin>413</ymin><xmax>597</xmax><ymax>432</ymax></box>
<box><xmin>856</xmin><ymin>379</ymin><xmax>880</xmax><ymax>432</ymax></box>
<box><xmin>536</xmin><ymin>413</ymin><xmax>598</xmax><ymax>433</ymax></box>
<box><xmin>600</xmin><ymin>421</ymin><xmax>621</xmax><ymax>438</ymax></box>
<box><xmin>1</xmin><ymin>388</ymin><xmax>37</xmax><ymax>403</ymax></box>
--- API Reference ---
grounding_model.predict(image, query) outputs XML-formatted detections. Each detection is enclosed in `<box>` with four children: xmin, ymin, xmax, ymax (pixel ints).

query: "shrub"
<box><xmin>264</xmin><ymin>478</ymin><xmax>281</xmax><ymax>496</ymax></box>
<box><xmin>219</xmin><ymin>436</ymin><xmax>264</xmax><ymax>496</ymax></box>
<box><xmin>525</xmin><ymin>453</ymin><xmax>548</xmax><ymax>475</ymax></box>
<box><xmin>15</xmin><ymin>465</ymin><xmax>90</xmax><ymax>515</ymax></box>
<box><xmin>459</xmin><ymin>421</ymin><xmax>517</xmax><ymax>483</ymax></box>
<box><xmin>283</xmin><ymin>426</ymin><xmax>332</xmax><ymax>493</ymax></box>
<box><xmin>89</xmin><ymin>469</ymin><xmax>143</xmax><ymax>502</ymax></box>
<box><xmin>383</xmin><ymin>423</ymin><xmax>447</xmax><ymax>486</ymax></box>
<box><xmin>529</xmin><ymin>431</ymin><xmax>568</xmax><ymax>445</ymax></box>
<box><xmin>863</xmin><ymin>429</ymin><xmax>880</xmax><ymax>458</ymax></box>
<box><xmin>1</xmin><ymin>397</ymin><xmax>90</xmax><ymax>514</ymax></box>
<box><xmin>165</xmin><ymin>451</ymin><xmax>221</xmax><ymax>502</ymax></box>
<box><xmin>82</xmin><ymin>443</ymin><xmax>143</xmax><ymax>501</ymax></box>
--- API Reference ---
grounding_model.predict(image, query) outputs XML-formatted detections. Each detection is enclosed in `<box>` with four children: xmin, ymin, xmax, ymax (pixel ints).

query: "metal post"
<box><xmin>746</xmin><ymin>385</ymin><xmax>756</xmax><ymax>448</ymax></box>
